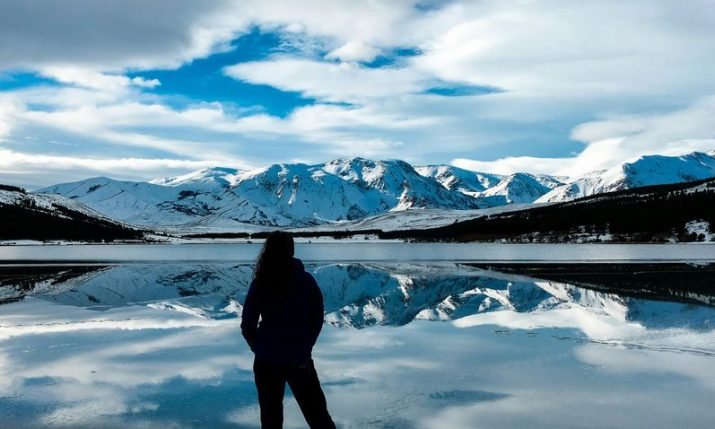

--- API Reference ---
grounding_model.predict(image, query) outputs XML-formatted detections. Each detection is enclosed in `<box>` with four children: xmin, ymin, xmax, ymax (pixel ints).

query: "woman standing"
<box><xmin>241</xmin><ymin>231</ymin><xmax>336</xmax><ymax>429</ymax></box>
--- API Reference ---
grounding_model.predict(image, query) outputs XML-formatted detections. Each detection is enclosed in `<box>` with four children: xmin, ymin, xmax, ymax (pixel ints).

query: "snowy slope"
<box><xmin>537</xmin><ymin>151</ymin><xmax>715</xmax><ymax>203</ymax></box>
<box><xmin>294</xmin><ymin>204</ymin><xmax>537</xmax><ymax>233</ymax></box>
<box><xmin>39</xmin><ymin>158</ymin><xmax>485</xmax><ymax>228</ymax></box>
<box><xmin>415</xmin><ymin>165</ymin><xmax>503</xmax><ymax>195</ymax></box>
<box><xmin>151</xmin><ymin>167</ymin><xmax>240</xmax><ymax>188</ymax></box>
<box><xmin>477</xmin><ymin>173</ymin><xmax>564</xmax><ymax>205</ymax></box>
<box><xmin>1</xmin><ymin>185</ymin><xmax>128</xmax><ymax>224</ymax></box>
<box><xmin>40</xmin><ymin>174</ymin><xmax>294</xmax><ymax>227</ymax></box>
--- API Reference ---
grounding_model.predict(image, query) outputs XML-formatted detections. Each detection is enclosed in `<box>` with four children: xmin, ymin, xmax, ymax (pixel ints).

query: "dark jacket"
<box><xmin>241</xmin><ymin>258</ymin><xmax>325</xmax><ymax>364</ymax></box>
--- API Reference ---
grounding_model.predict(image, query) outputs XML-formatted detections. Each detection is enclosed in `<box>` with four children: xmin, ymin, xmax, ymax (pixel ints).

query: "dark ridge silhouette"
<box><xmin>380</xmin><ymin>177</ymin><xmax>715</xmax><ymax>242</ymax></box>
<box><xmin>0</xmin><ymin>191</ymin><xmax>144</xmax><ymax>242</ymax></box>
<box><xmin>0</xmin><ymin>184</ymin><xmax>26</xmax><ymax>193</ymax></box>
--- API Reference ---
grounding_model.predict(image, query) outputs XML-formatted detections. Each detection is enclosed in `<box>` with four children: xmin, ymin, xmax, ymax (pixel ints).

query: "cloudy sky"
<box><xmin>0</xmin><ymin>0</ymin><xmax>714</xmax><ymax>188</ymax></box>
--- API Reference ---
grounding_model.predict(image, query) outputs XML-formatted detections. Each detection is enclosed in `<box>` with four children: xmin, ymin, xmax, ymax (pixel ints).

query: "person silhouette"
<box><xmin>241</xmin><ymin>231</ymin><xmax>336</xmax><ymax>429</ymax></box>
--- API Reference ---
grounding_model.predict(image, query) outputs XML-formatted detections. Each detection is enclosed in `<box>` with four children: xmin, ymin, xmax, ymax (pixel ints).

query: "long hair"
<box><xmin>254</xmin><ymin>231</ymin><xmax>295</xmax><ymax>289</ymax></box>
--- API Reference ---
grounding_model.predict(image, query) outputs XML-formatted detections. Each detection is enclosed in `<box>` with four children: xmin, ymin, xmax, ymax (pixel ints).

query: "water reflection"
<box><xmin>2</xmin><ymin>263</ymin><xmax>713</xmax><ymax>330</ymax></box>
<box><xmin>0</xmin><ymin>263</ymin><xmax>714</xmax><ymax>428</ymax></box>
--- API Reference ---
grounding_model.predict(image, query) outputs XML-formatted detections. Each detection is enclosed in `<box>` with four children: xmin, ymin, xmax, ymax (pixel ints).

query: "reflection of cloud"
<box><xmin>0</xmin><ymin>304</ymin><xmax>252</xmax><ymax>426</ymax></box>
<box><xmin>40</xmin><ymin>395</ymin><xmax>127</xmax><ymax>427</ymax></box>
<box><xmin>18</xmin><ymin>324</ymin><xmax>248</xmax><ymax>387</ymax></box>
<box><xmin>452</xmin><ymin>307</ymin><xmax>643</xmax><ymax>340</ymax></box>
<box><xmin>0</xmin><ymin>305</ymin><xmax>225</xmax><ymax>341</ymax></box>
<box><xmin>575</xmin><ymin>343</ymin><xmax>715</xmax><ymax>391</ymax></box>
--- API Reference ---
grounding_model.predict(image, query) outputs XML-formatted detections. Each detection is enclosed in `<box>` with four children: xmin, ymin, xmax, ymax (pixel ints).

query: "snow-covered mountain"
<box><xmin>39</xmin><ymin>158</ymin><xmax>485</xmax><ymax>228</ymax></box>
<box><xmin>537</xmin><ymin>151</ymin><xmax>715</xmax><ymax>203</ymax></box>
<box><xmin>35</xmin><ymin>151</ymin><xmax>715</xmax><ymax>230</ymax></box>
<box><xmin>477</xmin><ymin>173</ymin><xmax>564</xmax><ymax>205</ymax></box>
<box><xmin>415</xmin><ymin>165</ymin><xmax>564</xmax><ymax>204</ymax></box>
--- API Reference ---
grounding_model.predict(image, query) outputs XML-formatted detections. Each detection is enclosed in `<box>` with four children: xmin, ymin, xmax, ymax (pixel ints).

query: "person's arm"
<box><xmin>307</xmin><ymin>274</ymin><xmax>324</xmax><ymax>347</ymax></box>
<box><xmin>240</xmin><ymin>280</ymin><xmax>260</xmax><ymax>350</ymax></box>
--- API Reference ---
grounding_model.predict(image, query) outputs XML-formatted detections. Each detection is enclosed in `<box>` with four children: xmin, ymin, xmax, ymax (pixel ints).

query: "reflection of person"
<box><xmin>241</xmin><ymin>231</ymin><xmax>336</xmax><ymax>429</ymax></box>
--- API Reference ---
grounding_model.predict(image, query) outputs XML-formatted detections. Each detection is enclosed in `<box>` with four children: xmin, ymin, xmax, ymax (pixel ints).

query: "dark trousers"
<box><xmin>253</xmin><ymin>358</ymin><xmax>336</xmax><ymax>429</ymax></box>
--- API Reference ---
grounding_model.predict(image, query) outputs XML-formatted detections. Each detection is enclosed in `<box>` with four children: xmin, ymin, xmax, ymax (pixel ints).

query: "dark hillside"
<box><xmin>0</xmin><ymin>189</ymin><xmax>143</xmax><ymax>242</ymax></box>
<box><xmin>380</xmin><ymin>178</ymin><xmax>715</xmax><ymax>242</ymax></box>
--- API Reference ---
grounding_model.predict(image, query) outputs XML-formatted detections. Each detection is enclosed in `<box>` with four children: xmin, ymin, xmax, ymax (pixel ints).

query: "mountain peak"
<box><xmin>478</xmin><ymin>172</ymin><xmax>554</xmax><ymax>204</ymax></box>
<box><xmin>537</xmin><ymin>150</ymin><xmax>715</xmax><ymax>203</ymax></box>
<box><xmin>151</xmin><ymin>166</ymin><xmax>240</xmax><ymax>187</ymax></box>
<box><xmin>415</xmin><ymin>164</ymin><xmax>504</xmax><ymax>195</ymax></box>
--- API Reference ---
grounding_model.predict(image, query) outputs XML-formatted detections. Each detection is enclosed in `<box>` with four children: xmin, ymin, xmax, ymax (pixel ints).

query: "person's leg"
<box><xmin>286</xmin><ymin>359</ymin><xmax>336</xmax><ymax>429</ymax></box>
<box><xmin>253</xmin><ymin>358</ymin><xmax>287</xmax><ymax>429</ymax></box>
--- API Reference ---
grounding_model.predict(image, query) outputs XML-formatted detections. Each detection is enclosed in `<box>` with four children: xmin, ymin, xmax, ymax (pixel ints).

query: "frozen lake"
<box><xmin>0</xmin><ymin>250</ymin><xmax>714</xmax><ymax>427</ymax></box>
<box><xmin>2</xmin><ymin>242</ymin><xmax>715</xmax><ymax>262</ymax></box>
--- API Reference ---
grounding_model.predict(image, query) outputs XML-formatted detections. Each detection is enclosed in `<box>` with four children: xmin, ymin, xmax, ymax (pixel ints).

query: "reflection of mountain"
<box><xmin>315</xmin><ymin>264</ymin><xmax>713</xmax><ymax>330</ymax></box>
<box><xmin>39</xmin><ymin>264</ymin><xmax>255</xmax><ymax>319</ymax></box>
<box><xmin>8</xmin><ymin>262</ymin><xmax>714</xmax><ymax>330</ymax></box>
<box><xmin>0</xmin><ymin>265</ymin><xmax>109</xmax><ymax>304</ymax></box>
<box><xmin>472</xmin><ymin>263</ymin><xmax>715</xmax><ymax>306</ymax></box>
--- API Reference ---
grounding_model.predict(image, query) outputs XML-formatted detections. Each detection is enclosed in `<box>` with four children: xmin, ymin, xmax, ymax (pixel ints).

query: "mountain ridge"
<box><xmin>35</xmin><ymin>151</ymin><xmax>715</xmax><ymax>229</ymax></box>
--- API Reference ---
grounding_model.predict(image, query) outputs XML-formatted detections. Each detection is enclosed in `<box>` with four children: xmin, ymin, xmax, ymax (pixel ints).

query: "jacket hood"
<box><xmin>292</xmin><ymin>257</ymin><xmax>305</xmax><ymax>272</ymax></box>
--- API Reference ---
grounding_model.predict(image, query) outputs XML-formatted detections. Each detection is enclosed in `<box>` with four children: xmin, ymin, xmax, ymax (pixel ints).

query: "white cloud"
<box><xmin>130</xmin><ymin>76</ymin><xmax>161</xmax><ymax>88</ymax></box>
<box><xmin>237</xmin><ymin>0</ymin><xmax>428</xmax><ymax>53</ymax></box>
<box><xmin>453</xmin><ymin>156</ymin><xmax>571</xmax><ymax>176</ymax></box>
<box><xmin>0</xmin><ymin>99</ymin><xmax>18</xmax><ymax>140</ymax></box>
<box><xmin>454</xmin><ymin>97</ymin><xmax>715</xmax><ymax>176</ymax></box>
<box><xmin>0</xmin><ymin>149</ymin><xmax>216</xmax><ymax>171</ymax></box>
<box><xmin>414</xmin><ymin>1</ymin><xmax>715</xmax><ymax>98</ymax></box>
<box><xmin>0</xmin><ymin>148</ymin><xmax>235</xmax><ymax>188</ymax></box>
<box><xmin>326</xmin><ymin>41</ymin><xmax>381</xmax><ymax>62</ymax></box>
<box><xmin>39</xmin><ymin>67</ymin><xmax>160</xmax><ymax>92</ymax></box>
<box><xmin>225</xmin><ymin>57</ymin><xmax>427</xmax><ymax>103</ymax></box>
<box><xmin>1</xmin><ymin>89</ymin><xmax>258</xmax><ymax>160</ymax></box>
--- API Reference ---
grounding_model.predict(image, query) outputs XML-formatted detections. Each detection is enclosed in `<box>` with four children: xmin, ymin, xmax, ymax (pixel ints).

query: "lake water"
<box><xmin>2</xmin><ymin>242</ymin><xmax>715</xmax><ymax>262</ymax></box>
<box><xmin>0</xmin><ymin>244</ymin><xmax>714</xmax><ymax>428</ymax></box>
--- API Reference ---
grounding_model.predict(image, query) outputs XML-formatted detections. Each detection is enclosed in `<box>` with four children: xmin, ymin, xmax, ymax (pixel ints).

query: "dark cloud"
<box><xmin>0</xmin><ymin>0</ymin><xmax>239</xmax><ymax>70</ymax></box>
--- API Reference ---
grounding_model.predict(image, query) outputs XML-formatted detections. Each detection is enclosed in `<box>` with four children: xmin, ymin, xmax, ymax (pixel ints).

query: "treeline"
<box><xmin>0</xmin><ymin>200</ymin><xmax>143</xmax><ymax>242</ymax></box>
<box><xmin>381</xmin><ymin>178</ymin><xmax>715</xmax><ymax>242</ymax></box>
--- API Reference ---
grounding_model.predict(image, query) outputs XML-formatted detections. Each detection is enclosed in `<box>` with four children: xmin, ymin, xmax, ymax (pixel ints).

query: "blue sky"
<box><xmin>0</xmin><ymin>0</ymin><xmax>714</xmax><ymax>188</ymax></box>
<box><xmin>126</xmin><ymin>29</ymin><xmax>316</xmax><ymax>118</ymax></box>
